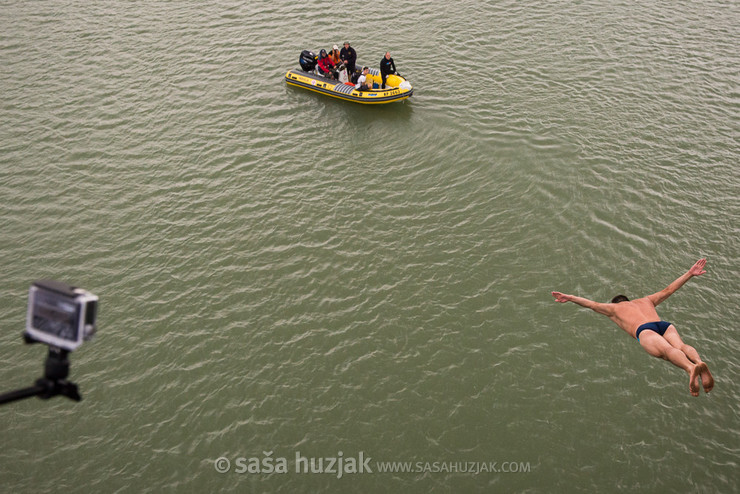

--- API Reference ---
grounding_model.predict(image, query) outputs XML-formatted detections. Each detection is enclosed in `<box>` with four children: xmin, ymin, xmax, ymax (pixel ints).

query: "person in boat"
<box><xmin>329</xmin><ymin>45</ymin><xmax>347</xmax><ymax>81</ymax></box>
<box><xmin>379</xmin><ymin>51</ymin><xmax>397</xmax><ymax>89</ymax></box>
<box><xmin>355</xmin><ymin>67</ymin><xmax>371</xmax><ymax>91</ymax></box>
<box><xmin>551</xmin><ymin>258</ymin><xmax>714</xmax><ymax>397</ymax></box>
<box><xmin>317</xmin><ymin>49</ymin><xmax>336</xmax><ymax>79</ymax></box>
<box><xmin>340</xmin><ymin>41</ymin><xmax>357</xmax><ymax>75</ymax></box>
<box><xmin>329</xmin><ymin>45</ymin><xmax>342</xmax><ymax>66</ymax></box>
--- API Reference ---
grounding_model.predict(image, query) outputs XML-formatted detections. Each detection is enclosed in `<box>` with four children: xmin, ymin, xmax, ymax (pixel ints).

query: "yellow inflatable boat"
<box><xmin>285</xmin><ymin>50</ymin><xmax>413</xmax><ymax>104</ymax></box>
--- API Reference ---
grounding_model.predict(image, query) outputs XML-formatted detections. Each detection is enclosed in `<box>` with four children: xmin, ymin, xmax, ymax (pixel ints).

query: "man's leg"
<box><xmin>638</xmin><ymin>330</ymin><xmax>703</xmax><ymax>396</ymax></box>
<box><xmin>663</xmin><ymin>325</ymin><xmax>714</xmax><ymax>393</ymax></box>
<box><xmin>662</xmin><ymin>325</ymin><xmax>700</xmax><ymax>362</ymax></box>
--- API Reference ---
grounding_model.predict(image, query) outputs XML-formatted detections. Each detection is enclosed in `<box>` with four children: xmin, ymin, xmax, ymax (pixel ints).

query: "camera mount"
<box><xmin>0</xmin><ymin>338</ymin><xmax>82</xmax><ymax>405</ymax></box>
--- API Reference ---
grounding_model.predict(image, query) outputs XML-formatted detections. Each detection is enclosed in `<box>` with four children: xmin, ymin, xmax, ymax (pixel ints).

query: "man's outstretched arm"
<box><xmin>647</xmin><ymin>258</ymin><xmax>707</xmax><ymax>307</ymax></box>
<box><xmin>551</xmin><ymin>292</ymin><xmax>615</xmax><ymax>316</ymax></box>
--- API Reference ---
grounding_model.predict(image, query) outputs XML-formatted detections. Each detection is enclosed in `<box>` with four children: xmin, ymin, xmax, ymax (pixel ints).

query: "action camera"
<box><xmin>25</xmin><ymin>280</ymin><xmax>98</xmax><ymax>351</ymax></box>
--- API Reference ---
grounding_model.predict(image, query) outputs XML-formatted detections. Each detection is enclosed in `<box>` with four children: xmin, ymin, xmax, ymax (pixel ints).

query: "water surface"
<box><xmin>1</xmin><ymin>1</ymin><xmax>738</xmax><ymax>492</ymax></box>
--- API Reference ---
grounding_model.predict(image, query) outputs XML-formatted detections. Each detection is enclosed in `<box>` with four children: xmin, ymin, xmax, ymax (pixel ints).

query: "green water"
<box><xmin>1</xmin><ymin>1</ymin><xmax>738</xmax><ymax>492</ymax></box>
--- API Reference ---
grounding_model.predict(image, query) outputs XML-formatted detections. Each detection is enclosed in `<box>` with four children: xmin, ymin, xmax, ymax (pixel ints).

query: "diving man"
<box><xmin>552</xmin><ymin>258</ymin><xmax>714</xmax><ymax>397</ymax></box>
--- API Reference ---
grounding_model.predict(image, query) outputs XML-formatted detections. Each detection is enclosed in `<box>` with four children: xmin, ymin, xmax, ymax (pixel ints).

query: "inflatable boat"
<box><xmin>285</xmin><ymin>50</ymin><xmax>413</xmax><ymax>105</ymax></box>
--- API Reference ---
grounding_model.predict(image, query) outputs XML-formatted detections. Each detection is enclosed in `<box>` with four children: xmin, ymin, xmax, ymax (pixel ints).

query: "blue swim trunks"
<box><xmin>636</xmin><ymin>321</ymin><xmax>672</xmax><ymax>341</ymax></box>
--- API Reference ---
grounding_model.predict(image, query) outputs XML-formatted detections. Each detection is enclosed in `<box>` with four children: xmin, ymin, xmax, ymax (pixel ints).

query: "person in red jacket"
<box><xmin>317</xmin><ymin>49</ymin><xmax>336</xmax><ymax>79</ymax></box>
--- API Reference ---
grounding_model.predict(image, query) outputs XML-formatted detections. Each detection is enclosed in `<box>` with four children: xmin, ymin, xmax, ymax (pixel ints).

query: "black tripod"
<box><xmin>0</xmin><ymin>343</ymin><xmax>81</xmax><ymax>405</ymax></box>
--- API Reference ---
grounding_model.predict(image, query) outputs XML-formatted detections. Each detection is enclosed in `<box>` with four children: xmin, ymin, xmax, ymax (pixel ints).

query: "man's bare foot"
<box><xmin>689</xmin><ymin>365</ymin><xmax>701</xmax><ymax>397</ymax></box>
<box><xmin>697</xmin><ymin>362</ymin><xmax>714</xmax><ymax>393</ymax></box>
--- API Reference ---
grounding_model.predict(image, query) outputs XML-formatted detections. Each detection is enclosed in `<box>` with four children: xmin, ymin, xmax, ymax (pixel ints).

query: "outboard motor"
<box><xmin>299</xmin><ymin>50</ymin><xmax>317</xmax><ymax>72</ymax></box>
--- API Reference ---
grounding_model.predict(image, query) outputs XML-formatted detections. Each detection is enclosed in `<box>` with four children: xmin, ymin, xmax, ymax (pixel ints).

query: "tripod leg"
<box><xmin>58</xmin><ymin>381</ymin><xmax>81</xmax><ymax>402</ymax></box>
<box><xmin>0</xmin><ymin>385</ymin><xmax>45</xmax><ymax>405</ymax></box>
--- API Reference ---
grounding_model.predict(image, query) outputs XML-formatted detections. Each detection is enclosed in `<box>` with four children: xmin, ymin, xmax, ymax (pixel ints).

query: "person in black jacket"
<box><xmin>340</xmin><ymin>42</ymin><xmax>357</xmax><ymax>75</ymax></box>
<box><xmin>379</xmin><ymin>52</ymin><xmax>397</xmax><ymax>89</ymax></box>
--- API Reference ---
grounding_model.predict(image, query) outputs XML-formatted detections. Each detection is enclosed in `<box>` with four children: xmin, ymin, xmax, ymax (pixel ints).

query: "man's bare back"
<box><xmin>606</xmin><ymin>298</ymin><xmax>662</xmax><ymax>338</ymax></box>
<box><xmin>552</xmin><ymin>258</ymin><xmax>714</xmax><ymax>397</ymax></box>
